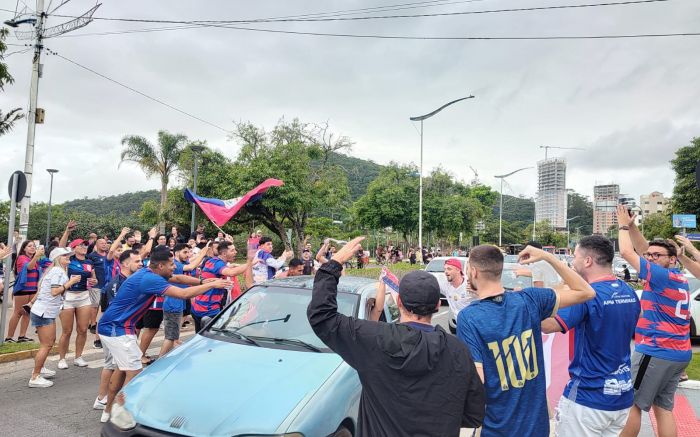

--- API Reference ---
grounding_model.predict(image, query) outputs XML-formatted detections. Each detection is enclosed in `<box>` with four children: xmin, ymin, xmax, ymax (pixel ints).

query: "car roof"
<box><xmin>258</xmin><ymin>275</ymin><xmax>376</xmax><ymax>294</ymax></box>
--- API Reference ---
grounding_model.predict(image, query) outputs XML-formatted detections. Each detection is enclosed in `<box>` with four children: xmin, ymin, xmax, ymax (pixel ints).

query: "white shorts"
<box><xmin>554</xmin><ymin>396</ymin><xmax>630</xmax><ymax>437</ymax></box>
<box><xmin>62</xmin><ymin>291</ymin><xmax>91</xmax><ymax>309</ymax></box>
<box><xmin>89</xmin><ymin>288</ymin><xmax>101</xmax><ymax>308</ymax></box>
<box><xmin>100</xmin><ymin>335</ymin><xmax>143</xmax><ymax>371</ymax></box>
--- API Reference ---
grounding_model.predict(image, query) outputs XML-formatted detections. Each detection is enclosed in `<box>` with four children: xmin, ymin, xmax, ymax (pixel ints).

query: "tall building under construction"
<box><xmin>593</xmin><ymin>184</ymin><xmax>620</xmax><ymax>235</ymax></box>
<box><xmin>536</xmin><ymin>158</ymin><xmax>567</xmax><ymax>229</ymax></box>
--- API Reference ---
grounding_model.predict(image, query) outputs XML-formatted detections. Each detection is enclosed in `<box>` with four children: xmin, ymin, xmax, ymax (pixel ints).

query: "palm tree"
<box><xmin>119</xmin><ymin>130</ymin><xmax>188</xmax><ymax>233</ymax></box>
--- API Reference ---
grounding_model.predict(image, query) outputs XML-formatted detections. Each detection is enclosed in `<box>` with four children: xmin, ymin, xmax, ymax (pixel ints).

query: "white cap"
<box><xmin>49</xmin><ymin>247</ymin><xmax>73</xmax><ymax>262</ymax></box>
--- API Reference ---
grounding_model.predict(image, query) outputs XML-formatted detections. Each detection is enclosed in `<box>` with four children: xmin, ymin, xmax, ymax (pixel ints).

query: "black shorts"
<box><xmin>100</xmin><ymin>293</ymin><xmax>110</xmax><ymax>313</ymax></box>
<box><xmin>135</xmin><ymin>309</ymin><xmax>164</xmax><ymax>330</ymax></box>
<box><xmin>13</xmin><ymin>290</ymin><xmax>36</xmax><ymax>297</ymax></box>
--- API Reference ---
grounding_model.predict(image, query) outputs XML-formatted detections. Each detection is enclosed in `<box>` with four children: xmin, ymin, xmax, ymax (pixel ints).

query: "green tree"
<box><xmin>567</xmin><ymin>192</ymin><xmax>593</xmax><ymax>235</ymax></box>
<box><xmin>120</xmin><ymin>130</ymin><xmax>189</xmax><ymax>233</ymax></box>
<box><xmin>353</xmin><ymin>163</ymin><xmax>419</xmax><ymax>240</ymax></box>
<box><xmin>0</xmin><ymin>28</ymin><xmax>23</xmax><ymax>136</ymax></box>
<box><xmin>524</xmin><ymin>220</ymin><xmax>568</xmax><ymax>247</ymax></box>
<box><xmin>642</xmin><ymin>213</ymin><xmax>674</xmax><ymax>240</ymax></box>
<box><xmin>671</xmin><ymin>137</ymin><xmax>700</xmax><ymax>216</ymax></box>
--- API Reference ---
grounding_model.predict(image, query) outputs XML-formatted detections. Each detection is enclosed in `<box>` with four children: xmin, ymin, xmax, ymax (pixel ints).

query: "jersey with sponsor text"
<box><xmin>556</xmin><ymin>276</ymin><xmax>640</xmax><ymax>411</ymax></box>
<box><xmin>635</xmin><ymin>257</ymin><xmax>691</xmax><ymax>362</ymax></box>
<box><xmin>457</xmin><ymin>288</ymin><xmax>557</xmax><ymax>437</ymax></box>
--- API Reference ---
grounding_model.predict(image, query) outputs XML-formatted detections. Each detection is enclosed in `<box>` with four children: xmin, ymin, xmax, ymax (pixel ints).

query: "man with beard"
<box><xmin>456</xmin><ymin>244</ymin><xmax>594</xmax><ymax>436</ymax></box>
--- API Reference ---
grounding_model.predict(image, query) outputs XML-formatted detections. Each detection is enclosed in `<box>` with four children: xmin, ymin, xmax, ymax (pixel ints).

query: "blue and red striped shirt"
<box><xmin>635</xmin><ymin>257</ymin><xmax>691</xmax><ymax>362</ymax></box>
<box><xmin>98</xmin><ymin>268</ymin><xmax>170</xmax><ymax>337</ymax></box>
<box><xmin>192</xmin><ymin>257</ymin><xmax>227</xmax><ymax>317</ymax></box>
<box><xmin>15</xmin><ymin>255</ymin><xmax>39</xmax><ymax>292</ymax></box>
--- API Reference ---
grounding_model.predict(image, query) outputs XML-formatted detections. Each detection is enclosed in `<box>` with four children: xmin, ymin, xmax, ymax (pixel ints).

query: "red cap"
<box><xmin>69</xmin><ymin>239</ymin><xmax>86</xmax><ymax>249</ymax></box>
<box><xmin>444</xmin><ymin>258</ymin><xmax>463</xmax><ymax>273</ymax></box>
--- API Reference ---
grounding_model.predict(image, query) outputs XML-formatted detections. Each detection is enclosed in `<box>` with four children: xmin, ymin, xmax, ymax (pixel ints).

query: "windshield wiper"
<box><xmin>249</xmin><ymin>336</ymin><xmax>322</xmax><ymax>352</ymax></box>
<box><xmin>210</xmin><ymin>328</ymin><xmax>260</xmax><ymax>347</ymax></box>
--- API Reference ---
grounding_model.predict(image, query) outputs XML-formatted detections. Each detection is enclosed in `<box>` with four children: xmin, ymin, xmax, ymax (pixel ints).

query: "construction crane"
<box><xmin>468</xmin><ymin>165</ymin><xmax>479</xmax><ymax>186</ymax></box>
<box><xmin>540</xmin><ymin>145</ymin><xmax>585</xmax><ymax>160</ymax></box>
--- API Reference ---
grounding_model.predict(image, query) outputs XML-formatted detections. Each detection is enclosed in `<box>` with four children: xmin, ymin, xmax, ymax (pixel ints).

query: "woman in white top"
<box><xmin>28</xmin><ymin>247</ymin><xmax>81</xmax><ymax>388</ymax></box>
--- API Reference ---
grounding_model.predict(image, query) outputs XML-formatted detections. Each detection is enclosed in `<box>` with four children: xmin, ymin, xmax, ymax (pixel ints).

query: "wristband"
<box><xmin>618</xmin><ymin>226</ymin><xmax>630</xmax><ymax>231</ymax></box>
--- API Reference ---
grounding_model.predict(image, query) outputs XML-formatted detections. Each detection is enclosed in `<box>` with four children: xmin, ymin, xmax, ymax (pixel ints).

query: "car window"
<box><xmin>425</xmin><ymin>259</ymin><xmax>445</xmax><ymax>272</ymax></box>
<box><xmin>384</xmin><ymin>292</ymin><xmax>400</xmax><ymax>323</ymax></box>
<box><xmin>504</xmin><ymin>255</ymin><xmax>519</xmax><ymax>264</ymax></box>
<box><xmin>208</xmin><ymin>286</ymin><xmax>359</xmax><ymax>352</ymax></box>
<box><xmin>503</xmin><ymin>269</ymin><xmax>532</xmax><ymax>290</ymax></box>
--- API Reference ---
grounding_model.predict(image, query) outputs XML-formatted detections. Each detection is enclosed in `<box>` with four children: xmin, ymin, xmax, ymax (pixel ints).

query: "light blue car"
<box><xmin>102</xmin><ymin>276</ymin><xmax>395</xmax><ymax>437</ymax></box>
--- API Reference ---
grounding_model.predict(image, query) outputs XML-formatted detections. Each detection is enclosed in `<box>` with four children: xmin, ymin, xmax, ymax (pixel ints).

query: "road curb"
<box><xmin>678</xmin><ymin>379</ymin><xmax>700</xmax><ymax>390</ymax></box>
<box><xmin>0</xmin><ymin>346</ymin><xmax>59</xmax><ymax>364</ymax></box>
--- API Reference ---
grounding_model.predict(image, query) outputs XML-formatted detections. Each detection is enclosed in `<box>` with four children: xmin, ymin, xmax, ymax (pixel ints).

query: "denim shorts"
<box><xmin>30</xmin><ymin>312</ymin><xmax>55</xmax><ymax>328</ymax></box>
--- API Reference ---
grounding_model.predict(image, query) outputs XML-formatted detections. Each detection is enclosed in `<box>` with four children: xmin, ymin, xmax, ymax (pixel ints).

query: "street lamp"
<box><xmin>410</xmin><ymin>95</ymin><xmax>475</xmax><ymax>253</ymax></box>
<box><xmin>566</xmin><ymin>216</ymin><xmax>580</xmax><ymax>251</ymax></box>
<box><xmin>46</xmin><ymin>168</ymin><xmax>59</xmax><ymax>246</ymax></box>
<box><xmin>495</xmin><ymin>167</ymin><xmax>533</xmax><ymax>247</ymax></box>
<box><xmin>189</xmin><ymin>145</ymin><xmax>206</xmax><ymax>235</ymax></box>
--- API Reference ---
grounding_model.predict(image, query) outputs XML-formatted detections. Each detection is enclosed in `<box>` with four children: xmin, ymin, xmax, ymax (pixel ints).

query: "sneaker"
<box><xmin>74</xmin><ymin>356</ymin><xmax>88</xmax><ymax>367</ymax></box>
<box><xmin>100</xmin><ymin>411</ymin><xmax>111</xmax><ymax>423</ymax></box>
<box><xmin>93</xmin><ymin>396</ymin><xmax>108</xmax><ymax>410</ymax></box>
<box><xmin>93</xmin><ymin>339</ymin><xmax>102</xmax><ymax>349</ymax></box>
<box><xmin>28</xmin><ymin>376</ymin><xmax>54</xmax><ymax>388</ymax></box>
<box><xmin>3</xmin><ymin>338</ymin><xmax>15</xmax><ymax>343</ymax></box>
<box><xmin>89</xmin><ymin>324</ymin><xmax>96</xmax><ymax>334</ymax></box>
<box><xmin>57</xmin><ymin>359</ymin><xmax>68</xmax><ymax>369</ymax></box>
<box><xmin>17</xmin><ymin>336</ymin><xmax>32</xmax><ymax>343</ymax></box>
<box><xmin>40</xmin><ymin>367</ymin><xmax>56</xmax><ymax>378</ymax></box>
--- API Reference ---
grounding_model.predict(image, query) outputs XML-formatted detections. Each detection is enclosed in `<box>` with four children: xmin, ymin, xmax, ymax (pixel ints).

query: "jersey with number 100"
<box><xmin>457</xmin><ymin>288</ymin><xmax>558</xmax><ymax>437</ymax></box>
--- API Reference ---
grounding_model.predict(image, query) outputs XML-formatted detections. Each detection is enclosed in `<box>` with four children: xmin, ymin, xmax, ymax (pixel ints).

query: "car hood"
<box><xmin>123</xmin><ymin>334</ymin><xmax>344</xmax><ymax>436</ymax></box>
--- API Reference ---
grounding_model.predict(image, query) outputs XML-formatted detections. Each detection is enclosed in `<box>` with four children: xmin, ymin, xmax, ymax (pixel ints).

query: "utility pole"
<box><xmin>5</xmin><ymin>1</ymin><xmax>100</xmax><ymax>239</ymax></box>
<box><xmin>17</xmin><ymin>0</ymin><xmax>46</xmax><ymax>240</ymax></box>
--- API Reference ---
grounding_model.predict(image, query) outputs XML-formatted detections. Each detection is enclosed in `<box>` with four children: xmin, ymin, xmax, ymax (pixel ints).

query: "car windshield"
<box><xmin>502</xmin><ymin>268</ymin><xmax>533</xmax><ymax>290</ymax></box>
<box><xmin>425</xmin><ymin>259</ymin><xmax>446</xmax><ymax>272</ymax></box>
<box><xmin>207</xmin><ymin>286</ymin><xmax>359</xmax><ymax>352</ymax></box>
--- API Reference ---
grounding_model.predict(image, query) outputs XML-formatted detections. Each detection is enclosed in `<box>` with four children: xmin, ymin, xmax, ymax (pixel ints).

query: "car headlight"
<box><xmin>110</xmin><ymin>392</ymin><xmax>136</xmax><ymax>430</ymax></box>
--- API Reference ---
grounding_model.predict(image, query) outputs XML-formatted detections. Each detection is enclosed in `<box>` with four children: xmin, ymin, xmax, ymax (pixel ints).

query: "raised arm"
<box><xmin>139</xmin><ymin>226</ymin><xmax>158</xmax><ymax>258</ymax></box>
<box><xmin>184</xmin><ymin>241</ymin><xmax>210</xmax><ymax>272</ymax></box>
<box><xmin>59</xmin><ymin>220</ymin><xmax>77</xmax><ymax>248</ymax></box>
<box><xmin>616</xmin><ymin>205</ymin><xmax>641</xmax><ymax>272</ymax></box>
<box><xmin>369</xmin><ymin>280</ymin><xmax>387</xmax><ymax>322</ymax></box>
<box><xmin>316</xmin><ymin>239</ymin><xmax>330</xmax><ymax>264</ymax></box>
<box><xmin>518</xmin><ymin>246</ymin><xmax>594</xmax><ymax>309</ymax></box>
<box><xmin>669</xmin><ymin>237</ymin><xmax>700</xmax><ymax>278</ymax></box>
<box><xmin>221</xmin><ymin>257</ymin><xmax>253</xmax><ymax>278</ymax></box>
<box><xmin>27</xmin><ymin>246</ymin><xmax>45</xmax><ymax>270</ymax></box>
<box><xmin>108</xmin><ymin>227</ymin><xmax>130</xmax><ymax>261</ymax></box>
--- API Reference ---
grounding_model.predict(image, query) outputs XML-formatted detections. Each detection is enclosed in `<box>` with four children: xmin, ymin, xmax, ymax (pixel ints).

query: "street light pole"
<box><xmin>495</xmin><ymin>167</ymin><xmax>533</xmax><ymax>247</ymax></box>
<box><xmin>45</xmin><ymin>168</ymin><xmax>58</xmax><ymax>246</ymax></box>
<box><xmin>566</xmin><ymin>216</ymin><xmax>580</xmax><ymax>251</ymax></box>
<box><xmin>189</xmin><ymin>145</ymin><xmax>206</xmax><ymax>235</ymax></box>
<box><xmin>410</xmin><ymin>95</ymin><xmax>475</xmax><ymax>253</ymax></box>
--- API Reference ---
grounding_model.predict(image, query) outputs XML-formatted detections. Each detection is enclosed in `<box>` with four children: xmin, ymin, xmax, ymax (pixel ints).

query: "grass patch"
<box><xmin>0</xmin><ymin>341</ymin><xmax>41</xmax><ymax>355</ymax></box>
<box><xmin>346</xmin><ymin>263</ymin><xmax>424</xmax><ymax>280</ymax></box>
<box><xmin>686</xmin><ymin>352</ymin><xmax>700</xmax><ymax>381</ymax></box>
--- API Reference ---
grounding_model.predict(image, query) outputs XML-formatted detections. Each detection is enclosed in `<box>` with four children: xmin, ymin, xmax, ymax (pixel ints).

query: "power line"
<box><xmin>45</xmin><ymin>48</ymin><xmax>231</xmax><ymax>133</ymax></box>
<box><xmin>49</xmin><ymin>0</ymin><xmax>671</xmax><ymax>25</ymax></box>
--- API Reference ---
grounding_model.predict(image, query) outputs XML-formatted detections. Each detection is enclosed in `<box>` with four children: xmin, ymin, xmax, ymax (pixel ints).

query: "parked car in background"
<box><xmin>103</xmin><ymin>276</ymin><xmax>389</xmax><ymax>437</ymax></box>
<box><xmin>424</xmin><ymin>256</ymin><xmax>469</xmax><ymax>299</ymax></box>
<box><xmin>613</xmin><ymin>257</ymin><xmax>639</xmax><ymax>282</ymax></box>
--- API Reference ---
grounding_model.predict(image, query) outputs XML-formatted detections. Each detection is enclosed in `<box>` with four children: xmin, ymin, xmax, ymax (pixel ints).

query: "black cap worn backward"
<box><xmin>398</xmin><ymin>270</ymin><xmax>441</xmax><ymax>315</ymax></box>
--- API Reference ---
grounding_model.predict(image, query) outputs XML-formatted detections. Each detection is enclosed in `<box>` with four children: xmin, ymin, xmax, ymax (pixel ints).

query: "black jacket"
<box><xmin>308</xmin><ymin>261</ymin><xmax>485</xmax><ymax>437</ymax></box>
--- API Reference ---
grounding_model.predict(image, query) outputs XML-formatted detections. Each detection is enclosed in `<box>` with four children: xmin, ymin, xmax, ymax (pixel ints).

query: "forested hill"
<box><xmin>326</xmin><ymin>152</ymin><xmax>383</xmax><ymax>200</ymax></box>
<box><xmin>62</xmin><ymin>190</ymin><xmax>159</xmax><ymax>216</ymax></box>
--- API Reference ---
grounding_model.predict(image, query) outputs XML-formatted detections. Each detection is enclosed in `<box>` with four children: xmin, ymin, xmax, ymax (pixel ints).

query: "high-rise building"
<box><xmin>640</xmin><ymin>191</ymin><xmax>669</xmax><ymax>216</ymax></box>
<box><xmin>593</xmin><ymin>184</ymin><xmax>620</xmax><ymax>235</ymax></box>
<box><xmin>536</xmin><ymin>158</ymin><xmax>567</xmax><ymax>229</ymax></box>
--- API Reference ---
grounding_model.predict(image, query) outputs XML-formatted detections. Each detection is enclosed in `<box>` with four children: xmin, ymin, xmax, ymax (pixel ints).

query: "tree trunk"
<box><xmin>159</xmin><ymin>180</ymin><xmax>168</xmax><ymax>234</ymax></box>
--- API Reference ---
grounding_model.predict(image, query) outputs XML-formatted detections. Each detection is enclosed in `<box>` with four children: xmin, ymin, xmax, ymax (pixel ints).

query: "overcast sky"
<box><xmin>1</xmin><ymin>0</ymin><xmax>698</xmax><ymax>207</ymax></box>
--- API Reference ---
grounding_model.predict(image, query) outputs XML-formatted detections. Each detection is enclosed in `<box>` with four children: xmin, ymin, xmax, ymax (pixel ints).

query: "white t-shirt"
<box><xmin>530</xmin><ymin>260</ymin><xmax>560</xmax><ymax>288</ymax></box>
<box><xmin>437</xmin><ymin>275</ymin><xmax>478</xmax><ymax>318</ymax></box>
<box><xmin>30</xmin><ymin>267</ymin><xmax>68</xmax><ymax>319</ymax></box>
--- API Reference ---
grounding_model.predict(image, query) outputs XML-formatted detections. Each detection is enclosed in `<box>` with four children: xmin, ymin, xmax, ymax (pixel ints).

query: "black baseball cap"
<box><xmin>398</xmin><ymin>271</ymin><xmax>440</xmax><ymax>315</ymax></box>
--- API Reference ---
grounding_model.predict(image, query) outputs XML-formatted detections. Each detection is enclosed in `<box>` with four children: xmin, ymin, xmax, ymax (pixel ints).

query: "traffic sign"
<box><xmin>7</xmin><ymin>171</ymin><xmax>27</xmax><ymax>202</ymax></box>
<box><xmin>686</xmin><ymin>233</ymin><xmax>700</xmax><ymax>241</ymax></box>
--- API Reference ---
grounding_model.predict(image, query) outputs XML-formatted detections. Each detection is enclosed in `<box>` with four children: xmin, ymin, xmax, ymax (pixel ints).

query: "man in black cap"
<box><xmin>308</xmin><ymin>237</ymin><xmax>485</xmax><ymax>437</ymax></box>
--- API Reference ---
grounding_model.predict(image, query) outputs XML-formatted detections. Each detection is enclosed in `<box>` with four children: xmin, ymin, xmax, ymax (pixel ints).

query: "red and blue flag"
<box><xmin>184</xmin><ymin>179</ymin><xmax>283</xmax><ymax>227</ymax></box>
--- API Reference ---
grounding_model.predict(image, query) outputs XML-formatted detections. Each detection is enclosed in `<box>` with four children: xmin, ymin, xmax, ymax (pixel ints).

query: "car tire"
<box><xmin>691</xmin><ymin>317</ymin><xmax>697</xmax><ymax>339</ymax></box>
<box><xmin>449</xmin><ymin>325</ymin><xmax>457</xmax><ymax>335</ymax></box>
<box><xmin>332</xmin><ymin>426</ymin><xmax>352</xmax><ymax>437</ymax></box>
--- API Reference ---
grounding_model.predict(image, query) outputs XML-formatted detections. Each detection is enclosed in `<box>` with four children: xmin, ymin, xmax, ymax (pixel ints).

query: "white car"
<box><xmin>634</xmin><ymin>274</ymin><xmax>700</xmax><ymax>339</ymax></box>
<box><xmin>424</xmin><ymin>257</ymin><xmax>468</xmax><ymax>299</ymax></box>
